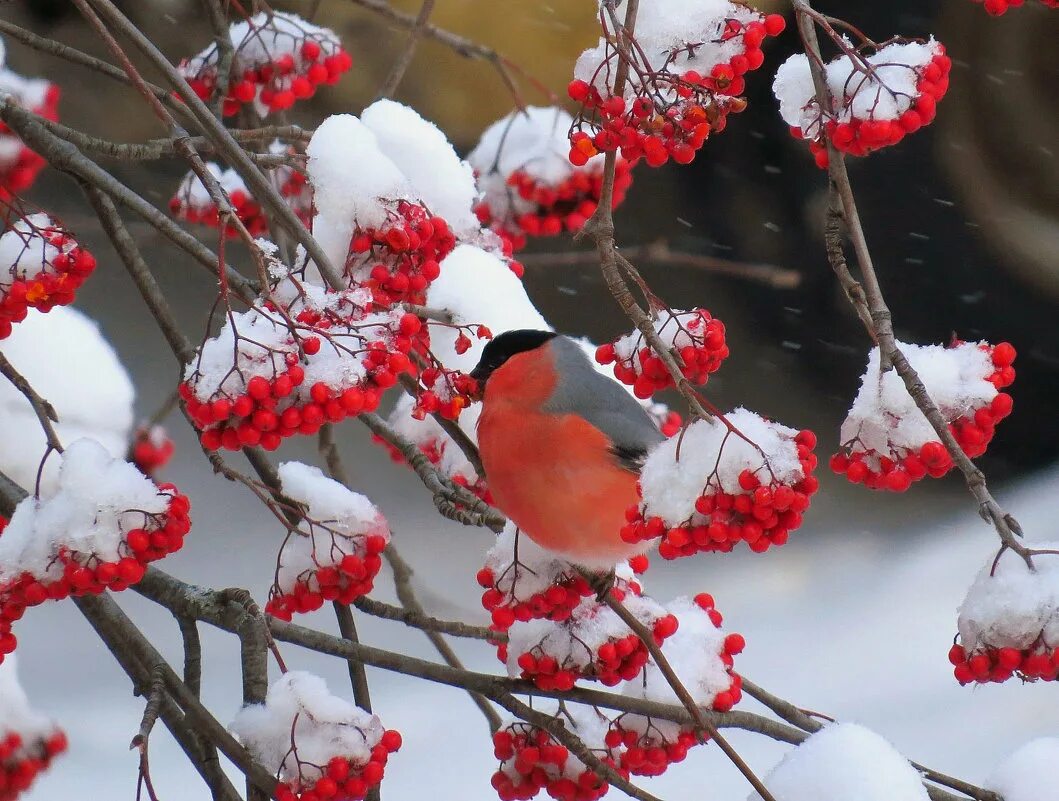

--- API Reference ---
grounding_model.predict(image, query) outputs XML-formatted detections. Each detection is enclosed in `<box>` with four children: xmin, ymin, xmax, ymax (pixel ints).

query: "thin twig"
<box><xmin>0</xmin><ymin>351</ymin><xmax>64</xmax><ymax>454</ymax></box>
<box><xmin>375</xmin><ymin>0</ymin><xmax>436</xmax><ymax>99</ymax></box>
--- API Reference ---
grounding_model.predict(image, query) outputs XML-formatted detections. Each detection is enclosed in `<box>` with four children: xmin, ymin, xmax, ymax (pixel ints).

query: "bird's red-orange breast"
<box><xmin>477</xmin><ymin>345</ymin><xmax>641</xmax><ymax>568</ymax></box>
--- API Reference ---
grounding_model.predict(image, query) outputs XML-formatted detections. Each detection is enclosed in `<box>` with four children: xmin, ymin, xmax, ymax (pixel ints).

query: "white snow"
<box><xmin>183</xmin><ymin>12</ymin><xmax>343</xmax><ymax>73</ymax></box>
<box><xmin>985</xmin><ymin>738</ymin><xmax>1059</xmax><ymax>801</ymax></box>
<box><xmin>0</xmin><ymin>439</ymin><xmax>170</xmax><ymax>584</ymax></box>
<box><xmin>749</xmin><ymin>722</ymin><xmax>930</xmax><ymax>801</ymax></box>
<box><xmin>0</xmin><ymin>307</ymin><xmax>134</xmax><ymax>493</ymax></box>
<box><xmin>841</xmin><ymin>341</ymin><xmax>998</xmax><ymax>458</ymax></box>
<box><xmin>774</xmin><ymin>39</ymin><xmax>942</xmax><ymax>134</ymax></box>
<box><xmin>639</xmin><ymin>408</ymin><xmax>804</xmax><ymax>524</ymax></box>
<box><xmin>230</xmin><ymin>671</ymin><xmax>383</xmax><ymax>787</ymax></box>
<box><xmin>0</xmin><ymin>654</ymin><xmax>57</xmax><ymax>742</ymax></box>
<box><xmin>958</xmin><ymin>544</ymin><xmax>1059</xmax><ymax>653</ymax></box>
<box><xmin>0</xmin><ymin>214</ymin><xmax>62</xmax><ymax>289</ymax></box>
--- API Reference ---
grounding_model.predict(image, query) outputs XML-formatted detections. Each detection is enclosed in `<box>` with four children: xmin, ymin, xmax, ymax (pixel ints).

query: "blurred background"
<box><xmin>0</xmin><ymin>0</ymin><xmax>1057</xmax><ymax>798</ymax></box>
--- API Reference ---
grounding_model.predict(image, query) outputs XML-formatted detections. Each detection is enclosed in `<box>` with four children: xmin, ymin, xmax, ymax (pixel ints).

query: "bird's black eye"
<box><xmin>469</xmin><ymin>329</ymin><xmax>557</xmax><ymax>384</ymax></box>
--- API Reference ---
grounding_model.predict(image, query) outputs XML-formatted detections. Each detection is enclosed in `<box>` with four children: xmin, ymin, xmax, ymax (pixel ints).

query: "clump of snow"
<box><xmin>841</xmin><ymin>341</ymin><xmax>998</xmax><ymax>459</ymax></box>
<box><xmin>426</xmin><ymin>244</ymin><xmax>548</xmax><ymax>372</ymax></box>
<box><xmin>621</xmin><ymin>596</ymin><xmax>737</xmax><ymax>743</ymax></box>
<box><xmin>361</xmin><ymin>100</ymin><xmax>479</xmax><ymax>237</ymax></box>
<box><xmin>0</xmin><ymin>439</ymin><xmax>171</xmax><ymax>584</ymax></box>
<box><xmin>748</xmin><ymin>722</ymin><xmax>929</xmax><ymax>801</ymax></box>
<box><xmin>0</xmin><ymin>655</ymin><xmax>58</xmax><ymax>742</ymax></box>
<box><xmin>958</xmin><ymin>545</ymin><xmax>1059</xmax><ymax>653</ymax></box>
<box><xmin>985</xmin><ymin>738</ymin><xmax>1059</xmax><ymax>801</ymax></box>
<box><xmin>639</xmin><ymin>408</ymin><xmax>805</xmax><ymax>524</ymax></box>
<box><xmin>385</xmin><ymin>393</ymin><xmax>482</xmax><ymax>484</ymax></box>
<box><xmin>469</xmin><ymin>106</ymin><xmax>589</xmax><ymax>187</ymax></box>
<box><xmin>230</xmin><ymin>671</ymin><xmax>384</xmax><ymax>787</ymax></box>
<box><xmin>0</xmin><ymin>307</ymin><xmax>134</xmax><ymax>492</ymax></box>
<box><xmin>0</xmin><ymin>654</ymin><xmax>66</xmax><ymax>793</ymax></box>
<box><xmin>188</xmin><ymin>12</ymin><xmax>344</xmax><ymax>72</ymax></box>
<box><xmin>774</xmin><ymin>39</ymin><xmax>943</xmax><ymax>133</ymax></box>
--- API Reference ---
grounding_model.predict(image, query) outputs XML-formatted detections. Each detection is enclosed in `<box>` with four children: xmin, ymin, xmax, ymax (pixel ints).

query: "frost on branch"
<box><xmin>491</xmin><ymin>706</ymin><xmax>618</xmax><ymax>801</ymax></box>
<box><xmin>467</xmin><ymin>106</ymin><xmax>633</xmax><ymax>250</ymax></box>
<box><xmin>0</xmin><ymin>656</ymin><xmax>66</xmax><ymax>800</ymax></box>
<box><xmin>181</xmin><ymin>296</ymin><xmax>417</xmax><ymax>451</ymax></box>
<box><xmin>178</xmin><ymin>12</ymin><xmax>351</xmax><ymax>116</ymax></box>
<box><xmin>0</xmin><ymin>211</ymin><xmax>97</xmax><ymax>340</ymax></box>
<box><xmin>230</xmin><ymin>671</ymin><xmax>401</xmax><ymax>801</ymax></box>
<box><xmin>615</xmin><ymin>594</ymin><xmax>742</xmax><ymax>776</ymax></box>
<box><xmin>265</xmin><ymin>462</ymin><xmax>390</xmax><ymax>621</ymax></box>
<box><xmin>749</xmin><ymin>722</ymin><xmax>929</xmax><ymax>801</ymax></box>
<box><xmin>595</xmin><ymin>308</ymin><xmax>728</xmax><ymax>399</ymax></box>
<box><xmin>0</xmin><ymin>50</ymin><xmax>60</xmax><ymax>201</ymax></box>
<box><xmin>831</xmin><ymin>340</ymin><xmax>1015</xmax><ymax>492</ymax></box>
<box><xmin>0</xmin><ymin>307</ymin><xmax>134</xmax><ymax>492</ymax></box>
<box><xmin>985</xmin><ymin>738</ymin><xmax>1059</xmax><ymax>801</ymax></box>
<box><xmin>773</xmin><ymin>38</ymin><xmax>951</xmax><ymax>168</ymax></box>
<box><xmin>500</xmin><ymin>593</ymin><xmax>677</xmax><ymax>691</ymax></box>
<box><xmin>169</xmin><ymin>144</ymin><xmax>312</xmax><ymax>239</ymax></box>
<box><xmin>0</xmin><ymin>439</ymin><xmax>190</xmax><ymax>665</ymax></box>
<box><xmin>477</xmin><ymin>523</ymin><xmax>644</xmax><ymax>631</ymax></box>
<box><xmin>569</xmin><ymin>0</ymin><xmax>785</xmax><ymax>167</ymax></box>
<box><xmin>627</xmin><ymin>409</ymin><xmax>818</xmax><ymax>558</ymax></box>
<box><xmin>949</xmin><ymin>546</ymin><xmax>1059</xmax><ymax>685</ymax></box>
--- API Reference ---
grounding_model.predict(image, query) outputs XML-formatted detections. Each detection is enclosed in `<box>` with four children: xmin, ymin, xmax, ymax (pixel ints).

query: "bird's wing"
<box><xmin>543</xmin><ymin>337</ymin><xmax>665</xmax><ymax>473</ymax></box>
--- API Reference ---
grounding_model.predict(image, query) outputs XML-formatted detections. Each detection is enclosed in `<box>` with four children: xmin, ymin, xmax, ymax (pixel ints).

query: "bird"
<box><xmin>470</xmin><ymin>330</ymin><xmax>664</xmax><ymax>571</ymax></box>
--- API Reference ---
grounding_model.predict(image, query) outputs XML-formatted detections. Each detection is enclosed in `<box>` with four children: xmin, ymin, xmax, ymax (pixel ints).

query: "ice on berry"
<box><xmin>265</xmin><ymin>462</ymin><xmax>390</xmax><ymax>619</ymax></box>
<box><xmin>230</xmin><ymin>671</ymin><xmax>400</xmax><ymax>799</ymax></box>
<box><xmin>949</xmin><ymin>545</ymin><xmax>1059</xmax><ymax>685</ymax></box>
<box><xmin>774</xmin><ymin>38</ymin><xmax>951</xmax><ymax>166</ymax></box>
<box><xmin>0</xmin><ymin>306</ymin><xmax>134</xmax><ymax>493</ymax></box>
<box><xmin>748</xmin><ymin>722</ymin><xmax>929</xmax><ymax>801</ymax></box>
<box><xmin>0</xmin><ymin>655</ymin><xmax>67</xmax><ymax>798</ymax></box>
<box><xmin>985</xmin><ymin>737</ymin><xmax>1059</xmax><ymax>801</ymax></box>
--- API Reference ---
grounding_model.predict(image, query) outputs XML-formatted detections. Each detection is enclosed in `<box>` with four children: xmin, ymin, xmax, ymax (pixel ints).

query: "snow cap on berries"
<box><xmin>0</xmin><ymin>307</ymin><xmax>134</xmax><ymax>492</ymax></box>
<box><xmin>230</xmin><ymin>671</ymin><xmax>385</xmax><ymax>786</ymax></box>
<box><xmin>0</xmin><ymin>439</ymin><xmax>172</xmax><ymax>583</ymax></box>
<box><xmin>639</xmin><ymin>408</ymin><xmax>805</xmax><ymax>524</ymax></box>
<box><xmin>748</xmin><ymin>723</ymin><xmax>929</xmax><ymax>801</ymax></box>
<box><xmin>985</xmin><ymin>738</ymin><xmax>1059</xmax><ymax>801</ymax></box>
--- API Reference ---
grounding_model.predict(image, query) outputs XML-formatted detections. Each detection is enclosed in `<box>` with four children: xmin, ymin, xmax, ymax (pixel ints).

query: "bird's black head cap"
<box><xmin>470</xmin><ymin>329</ymin><xmax>557</xmax><ymax>385</ymax></box>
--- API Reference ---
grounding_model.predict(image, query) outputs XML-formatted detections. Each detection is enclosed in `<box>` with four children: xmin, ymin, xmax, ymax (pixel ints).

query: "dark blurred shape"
<box><xmin>17</xmin><ymin>0</ymin><xmax>71</xmax><ymax>24</ymax></box>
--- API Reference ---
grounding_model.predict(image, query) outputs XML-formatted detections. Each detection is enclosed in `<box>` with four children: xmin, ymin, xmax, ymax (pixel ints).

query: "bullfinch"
<box><xmin>471</xmin><ymin>330</ymin><xmax>664</xmax><ymax>570</ymax></box>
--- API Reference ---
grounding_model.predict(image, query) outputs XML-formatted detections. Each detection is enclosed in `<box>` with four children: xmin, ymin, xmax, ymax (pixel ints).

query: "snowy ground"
<box><xmin>14</xmin><ymin>405</ymin><xmax>1057</xmax><ymax>800</ymax></box>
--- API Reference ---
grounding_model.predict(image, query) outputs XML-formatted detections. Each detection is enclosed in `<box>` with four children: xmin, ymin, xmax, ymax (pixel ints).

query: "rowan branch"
<box><xmin>0</xmin><ymin>351</ymin><xmax>64</xmax><ymax>455</ymax></box>
<box><xmin>375</xmin><ymin>0</ymin><xmax>436</xmax><ymax>99</ymax></box>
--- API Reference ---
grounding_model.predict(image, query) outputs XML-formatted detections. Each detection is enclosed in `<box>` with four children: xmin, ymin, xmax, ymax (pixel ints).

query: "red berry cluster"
<box><xmin>0</xmin><ymin>84</ymin><xmax>60</xmax><ymax>202</ymax></box>
<box><xmin>567</xmin><ymin>14</ymin><xmax>784</xmax><ymax>168</ymax></box>
<box><xmin>266</xmin><ymin>532</ymin><xmax>388</xmax><ymax>621</ymax></box>
<box><xmin>475</xmin><ymin>160</ymin><xmax>633</xmax><ymax>250</ymax></box>
<box><xmin>595</xmin><ymin>308</ymin><xmax>728</xmax><ymax>399</ymax></box>
<box><xmin>348</xmin><ymin>202</ymin><xmax>455</xmax><ymax>306</ymax></box>
<box><xmin>180</xmin><ymin>14</ymin><xmax>352</xmax><ymax>117</ymax></box>
<box><xmin>413</xmin><ymin>368</ymin><xmax>480</xmax><ymax>421</ymax></box>
<box><xmin>131</xmin><ymin>425</ymin><xmax>175</xmax><ymax>477</ymax></box>
<box><xmin>626</xmin><ymin>431</ymin><xmax>819</xmax><ymax>558</ymax></box>
<box><xmin>274</xmin><ymin>729</ymin><xmax>402</xmax><ymax>801</ymax></box>
<box><xmin>0</xmin><ymin>487</ymin><xmax>190</xmax><ymax>665</ymax></box>
<box><xmin>183</xmin><ymin>312</ymin><xmax>420</xmax><ymax>451</ymax></box>
<box><xmin>796</xmin><ymin>46</ymin><xmax>951</xmax><ymax>169</ymax></box>
<box><xmin>0</xmin><ymin>215</ymin><xmax>97</xmax><ymax>340</ymax></box>
<box><xmin>479</xmin><ymin>569</ymin><xmax>596</xmax><ymax>631</ymax></box>
<box><xmin>831</xmin><ymin>342</ymin><xmax>1015</xmax><ymax>491</ymax></box>
<box><xmin>949</xmin><ymin>642</ymin><xmax>1059</xmax><ymax>685</ymax></box>
<box><xmin>0</xmin><ymin>727</ymin><xmax>67</xmax><ymax>801</ymax></box>
<box><xmin>502</xmin><ymin>611</ymin><xmax>678</xmax><ymax>691</ymax></box>
<box><xmin>973</xmin><ymin>0</ymin><xmax>1058</xmax><ymax>15</ymax></box>
<box><xmin>491</xmin><ymin>723</ymin><xmax>617</xmax><ymax>801</ymax></box>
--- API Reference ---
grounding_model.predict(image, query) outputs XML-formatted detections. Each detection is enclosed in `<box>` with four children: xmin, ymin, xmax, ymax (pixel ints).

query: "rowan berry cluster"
<box><xmin>347</xmin><ymin>201</ymin><xmax>455</xmax><ymax>307</ymax></box>
<box><xmin>595</xmin><ymin>308</ymin><xmax>728</xmax><ymax>399</ymax></box>
<box><xmin>179</xmin><ymin>12</ymin><xmax>351</xmax><ymax>117</ymax></box>
<box><xmin>0</xmin><ymin>67</ymin><xmax>59</xmax><ymax>201</ymax></box>
<box><xmin>182</xmin><ymin>303</ymin><xmax>418</xmax><ymax>451</ymax></box>
<box><xmin>0</xmin><ymin>444</ymin><xmax>190</xmax><ymax>667</ymax></box>
<box><xmin>0</xmin><ymin>213</ymin><xmax>97</xmax><ymax>340</ymax></box>
<box><xmin>130</xmin><ymin>425</ymin><xmax>175</xmax><ymax>477</ymax></box>
<box><xmin>568</xmin><ymin>5</ymin><xmax>785</xmax><ymax>167</ymax></box>
<box><xmin>273</xmin><ymin>728</ymin><xmax>401</xmax><ymax>801</ymax></box>
<box><xmin>972</xmin><ymin>0</ymin><xmax>1059</xmax><ymax>14</ymax></box>
<box><xmin>630</xmin><ymin>412</ymin><xmax>818</xmax><ymax>558</ymax></box>
<box><xmin>949</xmin><ymin>642</ymin><xmax>1059</xmax><ymax>685</ymax></box>
<box><xmin>832</xmin><ymin>341</ymin><xmax>1015</xmax><ymax>491</ymax></box>
<box><xmin>775</xmin><ymin>38</ymin><xmax>950</xmax><ymax>169</ymax></box>
<box><xmin>413</xmin><ymin>365</ymin><xmax>481</xmax><ymax>421</ymax></box>
<box><xmin>0</xmin><ymin>657</ymin><xmax>67</xmax><ymax>801</ymax></box>
<box><xmin>491</xmin><ymin>711</ymin><xmax>618</xmax><ymax>801</ymax></box>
